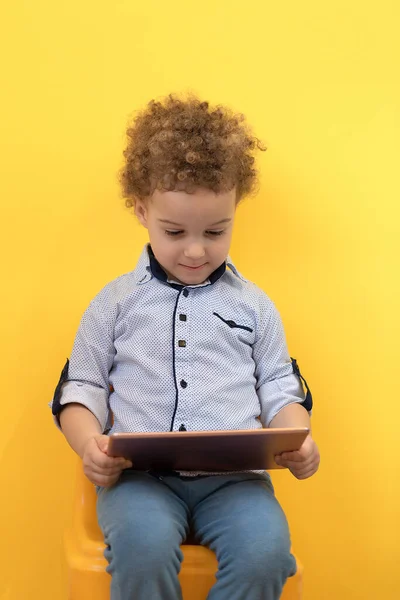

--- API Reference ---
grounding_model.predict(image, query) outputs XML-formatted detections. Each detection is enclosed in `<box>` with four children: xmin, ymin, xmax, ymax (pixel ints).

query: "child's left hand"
<box><xmin>275</xmin><ymin>435</ymin><xmax>320</xmax><ymax>480</ymax></box>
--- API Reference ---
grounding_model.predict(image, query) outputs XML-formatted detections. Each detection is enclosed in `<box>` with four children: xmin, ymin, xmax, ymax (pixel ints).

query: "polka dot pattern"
<box><xmin>54</xmin><ymin>245</ymin><xmax>306</xmax><ymax>444</ymax></box>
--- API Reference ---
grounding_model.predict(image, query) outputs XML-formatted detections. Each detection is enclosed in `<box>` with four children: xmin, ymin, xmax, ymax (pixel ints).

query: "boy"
<box><xmin>51</xmin><ymin>95</ymin><xmax>320</xmax><ymax>600</ymax></box>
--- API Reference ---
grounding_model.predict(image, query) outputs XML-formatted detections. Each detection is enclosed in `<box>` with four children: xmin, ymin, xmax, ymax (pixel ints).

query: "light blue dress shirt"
<box><xmin>52</xmin><ymin>245</ymin><xmax>310</xmax><ymax>442</ymax></box>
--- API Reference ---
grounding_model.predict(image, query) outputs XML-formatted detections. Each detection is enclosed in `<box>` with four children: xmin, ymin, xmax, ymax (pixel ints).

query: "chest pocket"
<box><xmin>213</xmin><ymin>312</ymin><xmax>254</xmax><ymax>333</ymax></box>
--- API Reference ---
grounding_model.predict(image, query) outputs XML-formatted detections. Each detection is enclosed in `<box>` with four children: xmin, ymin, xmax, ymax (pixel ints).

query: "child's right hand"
<box><xmin>82</xmin><ymin>434</ymin><xmax>133</xmax><ymax>487</ymax></box>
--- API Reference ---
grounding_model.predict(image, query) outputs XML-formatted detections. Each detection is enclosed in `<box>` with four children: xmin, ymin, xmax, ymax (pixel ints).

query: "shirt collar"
<box><xmin>134</xmin><ymin>244</ymin><xmax>247</xmax><ymax>287</ymax></box>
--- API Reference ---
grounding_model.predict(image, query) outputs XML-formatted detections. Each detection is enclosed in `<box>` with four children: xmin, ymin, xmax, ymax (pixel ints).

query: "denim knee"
<box><xmin>104</xmin><ymin>515</ymin><xmax>184</xmax><ymax>577</ymax></box>
<box><xmin>226</xmin><ymin>537</ymin><xmax>296</xmax><ymax>583</ymax></box>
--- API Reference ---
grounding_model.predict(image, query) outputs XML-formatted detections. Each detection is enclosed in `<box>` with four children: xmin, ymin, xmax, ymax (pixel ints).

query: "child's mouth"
<box><xmin>180</xmin><ymin>263</ymin><xmax>207</xmax><ymax>270</ymax></box>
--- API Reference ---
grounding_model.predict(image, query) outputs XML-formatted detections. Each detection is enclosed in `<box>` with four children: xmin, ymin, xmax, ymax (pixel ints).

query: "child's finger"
<box><xmin>90</xmin><ymin>472</ymin><xmax>120</xmax><ymax>488</ymax></box>
<box><xmin>93</xmin><ymin>452</ymin><xmax>129</xmax><ymax>470</ymax></box>
<box><xmin>290</xmin><ymin>464</ymin><xmax>318</xmax><ymax>480</ymax></box>
<box><xmin>95</xmin><ymin>435</ymin><xmax>111</xmax><ymax>454</ymax></box>
<box><xmin>280</xmin><ymin>450</ymin><xmax>304</xmax><ymax>462</ymax></box>
<box><xmin>89</xmin><ymin>461</ymin><xmax>130</xmax><ymax>476</ymax></box>
<box><xmin>277</xmin><ymin>454</ymin><xmax>315</xmax><ymax>469</ymax></box>
<box><xmin>285</xmin><ymin>457</ymin><xmax>315</xmax><ymax>469</ymax></box>
<box><xmin>290</xmin><ymin>461</ymin><xmax>314</xmax><ymax>474</ymax></box>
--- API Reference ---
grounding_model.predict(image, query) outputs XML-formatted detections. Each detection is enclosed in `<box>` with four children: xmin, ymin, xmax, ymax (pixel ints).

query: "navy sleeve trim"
<box><xmin>290</xmin><ymin>357</ymin><xmax>313</xmax><ymax>412</ymax></box>
<box><xmin>52</xmin><ymin>358</ymin><xmax>70</xmax><ymax>417</ymax></box>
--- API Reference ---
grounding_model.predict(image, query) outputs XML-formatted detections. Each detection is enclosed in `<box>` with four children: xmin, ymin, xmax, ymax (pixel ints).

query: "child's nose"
<box><xmin>184</xmin><ymin>243</ymin><xmax>206</xmax><ymax>259</ymax></box>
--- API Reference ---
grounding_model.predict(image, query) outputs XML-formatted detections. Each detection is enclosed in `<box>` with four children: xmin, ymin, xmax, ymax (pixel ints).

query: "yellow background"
<box><xmin>1</xmin><ymin>1</ymin><xmax>399</xmax><ymax>599</ymax></box>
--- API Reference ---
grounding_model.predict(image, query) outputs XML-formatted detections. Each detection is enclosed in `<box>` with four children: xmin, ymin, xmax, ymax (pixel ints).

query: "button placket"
<box><xmin>174</xmin><ymin>288</ymin><xmax>191</xmax><ymax>429</ymax></box>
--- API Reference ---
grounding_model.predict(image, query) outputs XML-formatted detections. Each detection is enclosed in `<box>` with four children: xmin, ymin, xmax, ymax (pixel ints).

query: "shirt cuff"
<box><xmin>258</xmin><ymin>373</ymin><xmax>308</xmax><ymax>427</ymax></box>
<box><xmin>51</xmin><ymin>381</ymin><xmax>110</xmax><ymax>433</ymax></box>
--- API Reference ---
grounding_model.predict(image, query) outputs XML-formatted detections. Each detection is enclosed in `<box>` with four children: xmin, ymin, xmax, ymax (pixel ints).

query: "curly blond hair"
<box><xmin>119</xmin><ymin>94</ymin><xmax>265</xmax><ymax>207</ymax></box>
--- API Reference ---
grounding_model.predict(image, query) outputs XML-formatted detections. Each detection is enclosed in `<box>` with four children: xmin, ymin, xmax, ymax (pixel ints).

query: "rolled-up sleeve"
<box><xmin>50</xmin><ymin>291</ymin><xmax>116</xmax><ymax>432</ymax></box>
<box><xmin>253</xmin><ymin>295</ymin><xmax>307</xmax><ymax>427</ymax></box>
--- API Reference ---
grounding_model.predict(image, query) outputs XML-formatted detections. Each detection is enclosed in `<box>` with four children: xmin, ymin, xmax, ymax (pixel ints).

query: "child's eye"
<box><xmin>206</xmin><ymin>230</ymin><xmax>225</xmax><ymax>236</ymax></box>
<box><xmin>165</xmin><ymin>230</ymin><xmax>183</xmax><ymax>236</ymax></box>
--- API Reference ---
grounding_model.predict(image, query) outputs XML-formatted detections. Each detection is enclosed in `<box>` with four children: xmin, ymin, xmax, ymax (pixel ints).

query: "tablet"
<box><xmin>108</xmin><ymin>427</ymin><xmax>309</xmax><ymax>472</ymax></box>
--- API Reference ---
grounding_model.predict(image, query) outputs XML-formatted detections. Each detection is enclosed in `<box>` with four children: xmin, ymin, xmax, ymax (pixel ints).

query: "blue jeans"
<box><xmin>96</xmin><ymin>470</ymin><xmax>296</xmax><ymax>600</ymax></box>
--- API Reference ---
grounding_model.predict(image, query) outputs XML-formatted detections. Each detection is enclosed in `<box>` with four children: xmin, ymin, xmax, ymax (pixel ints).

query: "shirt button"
<box><xmin>183</xmin><ymin>289</ymin><xmax>189</xmax><ymax>297</ymax></box>
<box><xmin>180</xmin><ymin>380</ymin><xmax>187</xmax><ymax>388</ymax></box>
<box><xmin>178</xmin><ymin>340</ymin><xmax>186</xmax><ymax>348</ymax></box>
<box><xmin>179</xmin><ymin>314</ymin><xmax>187</xmax><ymax>321</ymax></box>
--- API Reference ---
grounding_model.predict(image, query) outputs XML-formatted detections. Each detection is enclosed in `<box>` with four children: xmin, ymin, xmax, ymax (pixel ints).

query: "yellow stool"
<box><xmin>65</xmin><ymin>463</ymin><xmax>303</xmax><ymax>599</ymax></box>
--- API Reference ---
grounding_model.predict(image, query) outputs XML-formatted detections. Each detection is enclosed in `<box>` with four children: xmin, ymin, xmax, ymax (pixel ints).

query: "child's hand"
<box><xmin>82</xmin><ymin>434</ymin><xmax>133</xmax><ymax>488</ymax></box>
<box><xmin>275</xmin><ymin>435</ymin><xmax>320</xmax><ymax>480</ymax></box>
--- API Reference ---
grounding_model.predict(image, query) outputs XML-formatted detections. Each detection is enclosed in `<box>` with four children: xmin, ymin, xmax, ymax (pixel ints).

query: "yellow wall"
<box><xmin>1</xmin><ymin>1</ymin><xmax>399</xmax><ymax>599</ymax></box>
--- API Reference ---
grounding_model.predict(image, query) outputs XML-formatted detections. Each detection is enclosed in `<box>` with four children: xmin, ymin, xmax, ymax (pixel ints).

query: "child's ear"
<box><xmin>135</xmin><ymin>200</ymin><xmax>148</xmax><ymax>228</ymax></box>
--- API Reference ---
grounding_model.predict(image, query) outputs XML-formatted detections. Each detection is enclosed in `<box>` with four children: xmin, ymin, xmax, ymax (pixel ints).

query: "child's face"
<box><xmin>135</xmin><ymin>187</ymin><xmax>236</xmax><ymax>285</ymax></box>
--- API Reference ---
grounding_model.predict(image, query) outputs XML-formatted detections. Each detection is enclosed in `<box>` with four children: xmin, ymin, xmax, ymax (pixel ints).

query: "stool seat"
<box><xmin>66</xmin><ymin>463</ymin><xmax>303</xmax><ymax>599</ymax></box>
